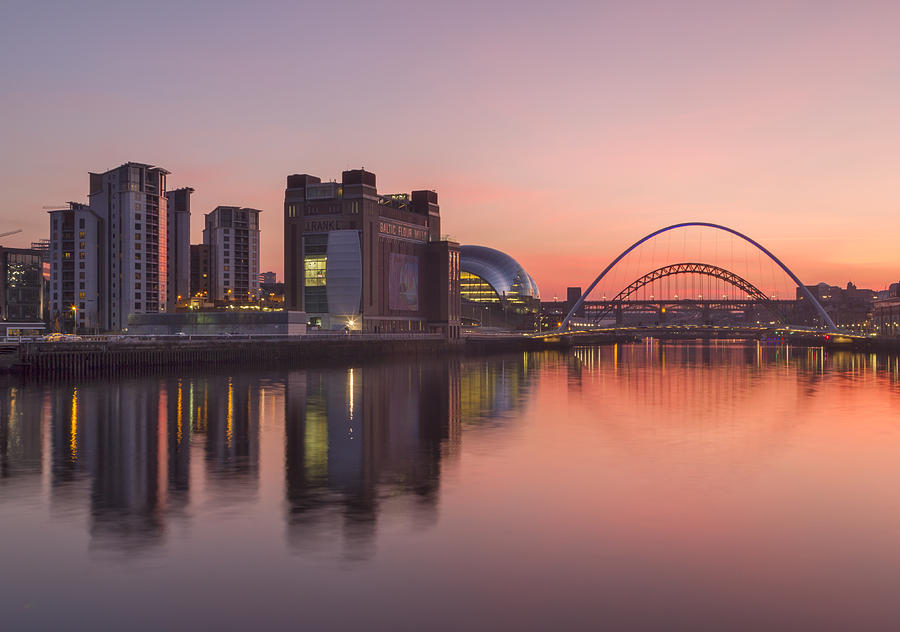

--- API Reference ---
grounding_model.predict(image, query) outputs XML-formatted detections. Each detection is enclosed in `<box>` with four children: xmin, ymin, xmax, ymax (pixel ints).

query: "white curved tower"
<box><xmin>325</xmin><ymin>230</ymin><xmax>362</xmax><ymax>322</ymax></box>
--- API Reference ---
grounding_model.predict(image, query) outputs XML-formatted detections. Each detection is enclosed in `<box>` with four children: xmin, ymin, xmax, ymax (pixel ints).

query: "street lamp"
<box><xmin>70</xmin><ymin>304</ymin><xmax>77</xmax><ymax>334</ymax></box>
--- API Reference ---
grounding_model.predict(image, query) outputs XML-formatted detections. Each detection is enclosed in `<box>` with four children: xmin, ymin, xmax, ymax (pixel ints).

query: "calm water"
<box><xmin>3</xmin><ymin>342</ymin><xmax>900</xmax><ymax>630</ymax></box>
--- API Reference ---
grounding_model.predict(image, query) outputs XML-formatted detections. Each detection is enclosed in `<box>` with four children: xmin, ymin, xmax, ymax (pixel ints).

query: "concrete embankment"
<box><xmin>10</xmin><ymin>330</ymin><xmax>896</xmax><ymax>380</ymax></box>
<box><xmin>7</xmin><ymin>333</ymin><xmax>612</xmax><ymax>380</ymax></box>
<box><xmin>11</xmin><ymin>336</ymin><xmax>451</xmax><ymax>379</ymax></box>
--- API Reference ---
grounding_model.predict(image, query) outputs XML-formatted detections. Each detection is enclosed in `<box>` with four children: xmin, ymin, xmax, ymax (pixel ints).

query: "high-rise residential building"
<box><xmin>48</xmin><ymin>162</ymin><xmax>170</xmax><ymax>332</ymax></box>
<box><xmin>190</xmin><ymin>244</ymin><xmax>211</xmax><ymax>301</ymax></box>
<box><xmin>202</xmin><ymin>206</ymin><xmax>261</xmax><ymax>303</ymax></box>
<box><xmin>284</xmin><ymin>169</ymin><xmax>460</xmax><ymax>336</ymax></box>
<box><xmin>48</xmin><ymin>202</ymin><xmax>103</xmax><ymax>331</ymax></box>
<box><xmin>166</xmin><ymin>187</ymin><xmax>193</xmax><ymax>310</ymax></box>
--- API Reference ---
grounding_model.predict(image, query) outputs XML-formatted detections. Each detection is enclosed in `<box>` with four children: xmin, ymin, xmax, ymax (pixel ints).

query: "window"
<box><xmin>135</xmin><ymin>302</ymin><xmax>141</xmax><ymax>310</ymax></box>
<box><xmin>79</xmin><ymin>231</ymin><xmax>85</xmax><ymax>238</ymax></box>
<box><xmin>79</xmin><ymin>272</ymin><xmax>85</xmax><ymax>279</ymax></box>
<box><xmin>78</xmin><ymin>218</ymin><xmax>84</xmax><ymax>228</ymax></box>
<box><xmin>304</xmin><ymin>255</ymin><xmax>327</xmax><ymax>287</ymax></box>
<box><xmin>135</xmin><ymin>234</ymin><xmax>141</xmax><ymax>240</ymax></box>
<box><xmin>79</xmin><ymin>291</ymin><xmax>85</xmax><ymax>299</ymax></box>
<box><xmin>79</xmin><ymin>282</ymin><xmax>85</xmax><ymax>289</ymax></box>
<box><xmin>135</xmin><ymin>283</ymin><xmax>141</xmax><ymax>289</ymax></box>
<box><xmin>135</xmin><ymin>293</ymin><xmax>141</xmax><ymax>300</ymax></box>
<box><xmin>79</xmin><ymin>241</ymin><xmax>85</xmax><ymax>249</ymax></box>
<box><xmin>135</xmin><ymin>273</ymin><xmax>141</xmax><ymax>280</ymax></box>
<box><xmin>135</xmin><ymin>223</ymin><xmax>141</xmax><ymax>230</ymax></box>
<box><xmin>80</xmin><ymin>252</ymin><xmax>85</xmax><ymax>259</ymax></box>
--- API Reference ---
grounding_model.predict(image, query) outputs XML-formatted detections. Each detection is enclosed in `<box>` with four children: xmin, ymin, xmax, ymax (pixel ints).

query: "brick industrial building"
<box><xmin>284</xmin><ymin>169</ymin><xmax>460</xmax><ymax>337</ymax></box>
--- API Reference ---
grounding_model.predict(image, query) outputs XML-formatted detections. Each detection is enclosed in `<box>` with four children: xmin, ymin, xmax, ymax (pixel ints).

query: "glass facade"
<box><xmin>460</xmin><ymin>271</ymin><xmax>501</xmax><ymax>303</ymax></box>
<box><xmin>459</xmin><ymin>245</ymin><xmax>540</xmax><ymax>302</ymax></box>
<box><xmin>303</xmin><ymin>235</ymin><xmax>328</xmax><ymax>313</ymax></box>
<box><xmin>5</xmin><ymin>252</ymin><xmax>43</xmax><ymax>320</ymax></box>
<box><xmin>460</xmin><ymin>245</ymin><xmax>541</xmax><ymax>330</ymax></box>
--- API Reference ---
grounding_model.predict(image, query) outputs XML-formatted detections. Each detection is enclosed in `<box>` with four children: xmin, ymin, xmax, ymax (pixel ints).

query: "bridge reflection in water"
<box><xmin>2</xmin><ymin>346</ymin><xmax>899</xmax><ymax>557</ymax></box>
<box><xmin>4</xmin><ymin>347</ymin><xmax>900</xmax><ymax>628</ymax></box>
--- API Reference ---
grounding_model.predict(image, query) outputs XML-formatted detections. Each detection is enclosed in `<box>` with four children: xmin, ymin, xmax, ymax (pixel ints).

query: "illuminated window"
<box><xmin>304</xmin><ymin>255</ymin><xmax>326</xmax><ymax>286</ymax></box>
<box><xmin>460</xmin><ymin>271</ymin><xmax>501</xmax><ymax>303</ymax></box>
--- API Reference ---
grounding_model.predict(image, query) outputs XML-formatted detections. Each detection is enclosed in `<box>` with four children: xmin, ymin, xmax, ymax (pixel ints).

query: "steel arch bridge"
<box><xmin>585</xmin><ymin>262</ymin><xmax>786</xmax><ymax>325</ymax></box>
<box><xmin>560</xmin><ymin>222</ymin><xmax>837</xmax><ymax>332</ymax></box>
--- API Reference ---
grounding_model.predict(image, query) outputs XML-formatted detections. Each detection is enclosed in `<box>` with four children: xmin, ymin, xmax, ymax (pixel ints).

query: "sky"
<box><xmin>2</xmin><ymin>0</ymin><xmax>899</xmax><ymax>298</ymax></box>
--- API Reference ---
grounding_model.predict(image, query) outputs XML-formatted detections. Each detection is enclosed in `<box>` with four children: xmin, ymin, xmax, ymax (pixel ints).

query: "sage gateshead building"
<box><xmin>459</xmin><ymin>245</ymin><xmax>541</xmax><ymax>329</ymax></box>
<box><xmin>284</xmin><ymin>169</ymin><xmax>460</xmax><ymax>337</ymax></box>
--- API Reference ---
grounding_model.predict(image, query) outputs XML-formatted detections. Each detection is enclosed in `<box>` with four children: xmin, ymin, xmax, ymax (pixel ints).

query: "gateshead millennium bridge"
<box><xmin>557</xmin><ymin>222</ymin><xmax>838</xmax><ymax>335</ymax></box>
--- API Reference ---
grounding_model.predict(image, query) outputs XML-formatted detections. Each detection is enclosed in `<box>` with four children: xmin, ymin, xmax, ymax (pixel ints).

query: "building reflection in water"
<box><xmin>287</xmin><ymin>364</ymin><xmax>437</xmax><ymax>557</ymax></box>
<box><xmin>4</xmin><ymin>345</ymin><xmax>899</xmax><ymax>556</ymax></box>
<box><xmin>0</xmin><ymin>356</ymin><xmax>538</xmax><ymax>557</ymax></box>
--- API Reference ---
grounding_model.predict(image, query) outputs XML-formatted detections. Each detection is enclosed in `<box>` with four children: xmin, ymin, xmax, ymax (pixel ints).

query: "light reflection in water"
<box><xmin>1</xmin><ymin>345</ymin><xmax>900</xmax><ymax>629</ymax></box>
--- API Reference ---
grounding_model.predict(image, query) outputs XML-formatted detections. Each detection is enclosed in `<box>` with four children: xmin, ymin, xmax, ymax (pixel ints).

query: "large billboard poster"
<box><xmin>389</xmin><ymin>253</ymin><xmax>419</xmax><ymax>311</ymax></box>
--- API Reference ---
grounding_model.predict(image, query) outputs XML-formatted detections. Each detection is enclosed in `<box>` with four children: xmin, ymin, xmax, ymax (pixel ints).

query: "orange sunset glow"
<box><xmin>3</xmin><ymin>2</ymin><xmax>900</xmax><ymax>297</ymax></box>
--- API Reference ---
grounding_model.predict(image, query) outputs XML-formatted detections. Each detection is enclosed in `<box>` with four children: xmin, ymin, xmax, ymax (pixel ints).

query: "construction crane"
<box><xmin>0</xmin><ymin>229</ymin><xmax>22</xmax><ymax>239</ymax></box>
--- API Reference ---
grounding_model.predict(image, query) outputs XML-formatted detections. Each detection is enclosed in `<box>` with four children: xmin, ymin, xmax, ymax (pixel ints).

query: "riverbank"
<box><xmin>7</xmin><ymin>332</ymin><xmax>606</xmax><ymax>379</ymax></box>
<box><xmin>5</xmin><ymin>330</ymin><xmax>899</xmax><ymax>380</ymax></box>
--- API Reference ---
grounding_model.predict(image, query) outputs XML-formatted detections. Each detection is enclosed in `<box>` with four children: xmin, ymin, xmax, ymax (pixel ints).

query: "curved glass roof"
<box><xmin>460</xmin><ymin>245</ymin><xmax>540</xmax><ymax>300</ymax></box>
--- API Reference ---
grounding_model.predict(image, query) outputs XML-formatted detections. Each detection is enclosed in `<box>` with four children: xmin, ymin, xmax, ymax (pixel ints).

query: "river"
<box><xmin>2</xmin><ymin>342</ymin><xmax>900</xmax><ymax>630</ymax></box>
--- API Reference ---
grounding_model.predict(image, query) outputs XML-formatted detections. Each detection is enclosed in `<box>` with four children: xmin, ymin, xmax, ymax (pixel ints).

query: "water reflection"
<box><xmin>0</xmin><ymin>355</ymin><xmax>537</xmax><ymax>556</ymax></box>
<box><xmin>6</xmin><ymin>345</ymin><xmax>900</xmax><ymax>628</ymax></box>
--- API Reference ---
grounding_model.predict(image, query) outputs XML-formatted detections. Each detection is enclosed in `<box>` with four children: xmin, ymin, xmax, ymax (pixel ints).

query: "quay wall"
<box><xmin>10</xmin><ymin>334</ymin><xmax>602</xmax><ymax>380</ymax></box>
<box><xmin>10</xmin><ymin>330</ymin><xmax>900</xmax><ymax>380</ymax></box>
<box><xmin>12</xmin><ymin>336</ymin><xmax>457</xmax><ymax>380</ymax></box>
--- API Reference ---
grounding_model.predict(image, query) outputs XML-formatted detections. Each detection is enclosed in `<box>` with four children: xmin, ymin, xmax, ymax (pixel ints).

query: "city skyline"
<box><xmin>3</xmin><ymin>1</ymin><xmax>900</xmax><ymax>298</ymax></box>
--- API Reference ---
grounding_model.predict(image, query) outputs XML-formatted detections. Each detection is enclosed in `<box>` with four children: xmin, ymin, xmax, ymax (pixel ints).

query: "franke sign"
<box><xmin>378</xmin><ymin>220</ymin><xmax>428</xmax><ymax>242</ymax></box>
<box><xmin>304</xmin><ymin>219</ymin><xmax>356</xmax><ymax>232</ymax></box>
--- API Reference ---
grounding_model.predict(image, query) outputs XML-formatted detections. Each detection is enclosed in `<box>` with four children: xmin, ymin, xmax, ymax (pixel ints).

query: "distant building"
<box><xmin>259</xmin><ymin>281</ymin><xmax>284</xmax><ymax>309</ymax></box>
<box><xmin>0</xmin><ymin>246</ymin><xmax>45</xmax><ymax>322</ymax></box>
<box><xmin>49</xmin><ymin>162</ymin><xmax>170</xmax><ymax>332</ymax></box>
<box><xmin>260</xmin><ymin>271</ymin><xmax>276</xmax><ymax>285</ymax></box>
<box><xmin>566</xmin><ymin>286</ymin><xmax>584</xmax><ymax>318</ymax></box>
<box><xmin>873</xmin><ymin>296</ymin><xmax>900</xmax><ymax>335</ymax></box>
<box><xmin>459</xmin><ymin>245</ymin><xmax>540</xmax><ymax>330</ymax></box>
<box><xmin>166</xmin><ymin>187</ymin><xmax>193</xmax><ymax>309</ymax></box>
<box><xmin>189</xmin><ymin>244</ymin><xmax>211</xmax><ymax>302</ymax></box>
<box><xmin>797</xmin><ymin>281</ymin><xmax>876</xmax><ymax>329</ymax></box>
<box><xmin>203</xmin><ymin>206</ymin><xmax>261</xmax><ymax>303</ymax></box>
<box><xmin>283</xmin><ymin>169</ymin><xmax>460</xmax><ymax>336</ymax></box>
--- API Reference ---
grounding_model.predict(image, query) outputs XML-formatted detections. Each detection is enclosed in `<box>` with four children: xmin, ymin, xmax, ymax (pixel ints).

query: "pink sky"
<box><xmin>2</xmin><ymin>1</ymin><xmax>899</xmax><ymax>298</ymax></box>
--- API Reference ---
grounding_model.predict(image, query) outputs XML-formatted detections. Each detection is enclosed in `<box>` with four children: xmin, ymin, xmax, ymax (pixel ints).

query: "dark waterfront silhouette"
<box><xmin>3</xmin><ymin>345</ymin><xmax>900</xmax><ymax>629</ymax></box>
